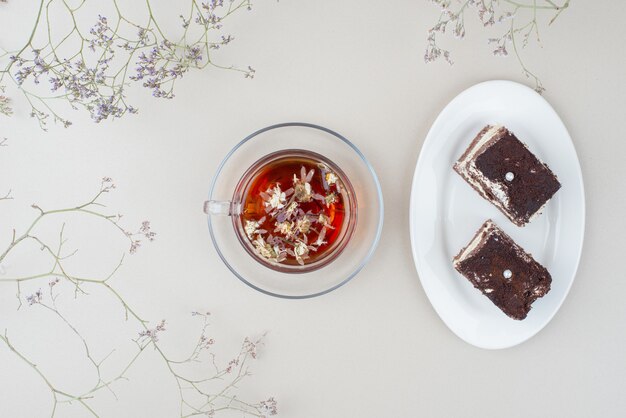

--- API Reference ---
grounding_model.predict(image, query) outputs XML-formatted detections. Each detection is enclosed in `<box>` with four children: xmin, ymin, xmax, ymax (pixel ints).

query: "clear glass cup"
<box><xmin>204</xmin><ymin>122</ymin><xmax>384</xmax><ymax>298</ymax></box>
<box><xmin>206</xmin><ymin>149</ymin><xmax>358</xmax><ymax>273</ymax></box>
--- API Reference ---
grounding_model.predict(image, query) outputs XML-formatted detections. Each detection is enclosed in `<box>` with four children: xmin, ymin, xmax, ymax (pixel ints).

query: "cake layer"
<box><xmin>454</xmin><ymin>125</ymin><xmax>561</xmax><ymax>226</ymax></box>
<box><xmin>453</xmin><ymin>220</ymin><xmax>552</xmax><ymax>320</ymax></box>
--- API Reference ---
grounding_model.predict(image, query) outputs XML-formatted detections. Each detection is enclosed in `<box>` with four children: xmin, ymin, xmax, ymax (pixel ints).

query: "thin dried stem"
<box><xmin>0</xmin><ymin>0</ymin><xmax>255</xmax><ymax>129</ymax></box>
<box><xmin>425</xmin><ymin>0</ymin><xmax>570</xmax><ymax>93</ymax></box>
<box><xmin>0</xmin><ymin>179</ymin><xmax>277</xmax><ymax>417</ymax></box>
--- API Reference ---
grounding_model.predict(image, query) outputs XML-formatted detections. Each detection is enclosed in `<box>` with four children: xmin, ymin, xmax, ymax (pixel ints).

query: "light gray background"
<box><xmin>1</xmin><ymin>1</ymin><xmax>625</xmax><ymax>417</ymax></box>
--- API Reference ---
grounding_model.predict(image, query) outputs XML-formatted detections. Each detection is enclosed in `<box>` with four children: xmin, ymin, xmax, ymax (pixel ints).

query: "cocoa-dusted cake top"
<box><xmin>453</xmin><ymin>220</ymin><xmax>552</xmax><ymax>320</ymax></box>
<box><xmin>454</xmin><ymin>125</ymin><xmax>561</xmax><ymax>226</ymax></box>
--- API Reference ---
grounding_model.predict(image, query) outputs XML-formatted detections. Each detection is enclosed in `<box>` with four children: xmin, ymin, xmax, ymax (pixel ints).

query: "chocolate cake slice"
<box><xmin>453</xmin><ymin>220</ymin><xmax>552</xmax><ymax>320</ymax></box>
<box><xmin>454</xmin><ymin>125</ymin><xmax>561</xmax><ymax>226</ymax></box>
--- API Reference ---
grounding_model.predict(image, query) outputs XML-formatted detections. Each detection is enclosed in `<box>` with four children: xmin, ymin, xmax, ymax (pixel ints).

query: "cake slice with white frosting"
<box><xmin>454</xmin><ymin>125</ymin><xmax>561</xmax><ymax>227</ymax></box>
<box><xmin>453</xmin><ymin>220</ymin><xmax>552</xmax><ymax>320</ymax></box>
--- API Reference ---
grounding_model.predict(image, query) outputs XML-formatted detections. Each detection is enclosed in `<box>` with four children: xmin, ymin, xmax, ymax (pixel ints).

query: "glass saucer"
<box><xmin>205</xmin><ymin>122</ymin><xmax>384</xmax><ymax>298</ymax></box>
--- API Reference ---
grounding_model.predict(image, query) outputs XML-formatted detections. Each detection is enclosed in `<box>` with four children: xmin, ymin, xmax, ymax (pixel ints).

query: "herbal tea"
<box><xmin>236</xmin><ymin>151</ymin><xmax>355</xmax><ymax>269</ymax></box>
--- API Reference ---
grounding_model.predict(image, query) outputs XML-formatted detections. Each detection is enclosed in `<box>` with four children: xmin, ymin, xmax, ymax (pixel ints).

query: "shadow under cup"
<box><xmin>205</xmin><ymin>123</ymin><xmax>383</xmax><ymax>299</ymax></box>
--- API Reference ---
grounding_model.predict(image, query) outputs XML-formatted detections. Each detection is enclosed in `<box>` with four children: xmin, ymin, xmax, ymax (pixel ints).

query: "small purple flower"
<box><xmin>138</xmin><ymin>320</ymin><xmax>167</xmax><ymax>342</ymax></box>
<box><xmin>259</xmin><ymin>397</ymin><xmax>278</xmax><ymax>416</ymax></box>
<box><xmin>6</xmin><ymin>0</ymin><xmax>255</xmax><ymax>128</ymax></box>
<box><xmin>88</xmin><ymin>15</ymin><xmax>114</xmax><ymax>52</ymax></box>
<box><xmin>140</xmin><ymin>221</ymin><xmax>156</xmax><ymax>241</ymax></box>
<box><xmin>26</xmin><ymin>289</ymin><xmax>43</xmax><ymax>306</ymax></box>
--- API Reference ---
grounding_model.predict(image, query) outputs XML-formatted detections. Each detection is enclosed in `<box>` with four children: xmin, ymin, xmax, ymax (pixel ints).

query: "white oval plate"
<box><xmin>410</xmin><ymin>80</ymin><xmax>585</xmax><ymax>349</ymax></box>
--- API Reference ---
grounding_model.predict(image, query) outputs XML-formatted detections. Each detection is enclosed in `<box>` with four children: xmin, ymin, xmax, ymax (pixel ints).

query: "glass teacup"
<box><xmin>204</xmin><ymin>123</ymin><xmax>383</xmax><ymax>298</ymax></box>
<box><xmin>205</xmin><ymin>149</ymin><xmax>357</xmax><ymax>273</ymax></box>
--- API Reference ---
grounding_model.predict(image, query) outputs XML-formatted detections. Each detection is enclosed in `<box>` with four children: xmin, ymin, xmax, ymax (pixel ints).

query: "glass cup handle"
<box><xmin>203</xmin><ymin>200</ymin><xmax>241</xmax><ymax>216</ymax></box>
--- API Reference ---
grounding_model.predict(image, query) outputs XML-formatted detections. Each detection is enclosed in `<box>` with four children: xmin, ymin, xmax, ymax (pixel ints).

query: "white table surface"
<box><xmin>1</xmin><ymin>1</ymin><xmax>625</xmax><ymax>417</ymax></box>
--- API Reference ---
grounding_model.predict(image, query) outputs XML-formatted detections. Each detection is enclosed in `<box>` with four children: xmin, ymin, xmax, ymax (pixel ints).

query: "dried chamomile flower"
<box><xmin>296</xmin><ymin>217</ymin><xmax>312</xmax><ymax>235</ymax></box>
<box><xmin>253</xmin><ymin>236</ymin><xmax>282</xmax><ymax>261</ymax></box>
<box><xmin>317</xmin><ymin>213</ymin><xmax>334</xmax><ymax>229</ymax></box>
<box><xmin>263</xmin><ymin>185</ymin><xmax>286</xmax><ymax>210</ymax></box>
<box><xmin>324</xmin><ymin>193</ymin><xmax>338</xmax><ymax>207</ymax></box>
<box><xmin>285</xmin><ymin>201</ymin><xmax>298</xmax><ymax>216</ymax></box>
<box><xmin>275</xmin><ymin>221</ymin><xmax>296</xmax><ymax>240</ymax></box>
<box><xmin>293</xmin><ymin>241</ymin><xmax>310</xmax><ymax>265</ymax></box>
<box><xmin>244</xmin><ymin>217</ymin><xmax>266</xmax><ymax>240</ymax></box>
<box><xmin>325</xmin><ymin>172</ymin><xmax>338</xmax><ymax>186</ymax></box>
<box><xmin>293</xmin><ymin>166</ymin><xmax>314</xmax><ymax>202</ymax></box>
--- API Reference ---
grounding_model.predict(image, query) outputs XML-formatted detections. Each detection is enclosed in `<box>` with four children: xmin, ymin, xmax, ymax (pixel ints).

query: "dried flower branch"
<box><xmin>0</xmin><ymin>189</ymin><xmax>11</xmax><ymax>201</ymax></box>
<box><xmin>0</xmin><ymin>139</ymin><xmax>10</xmax><ymax>201</ymax></box>
<box><xmin>0</xmin><ymin>179</ymin><xmax>277</xmax><ymax>417</ymax></box>
<box><xmin>0</xmin><ymin>0</ymin><xmax>256</xmax><ymax>130</ymax></box>
<box><xmin>0</xmin><ymin>138</ymin><xmax>13</xmax><ymax>202</ymax></box>
<box><xmin>425</xmin><ymin>0</ymin><xmax>571</xmax><ymax>93</ymax></box>
<box><xmin>0</xmin><ymin>85</ymin><xmax>12</xmax><ymax>116</ymax></box>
